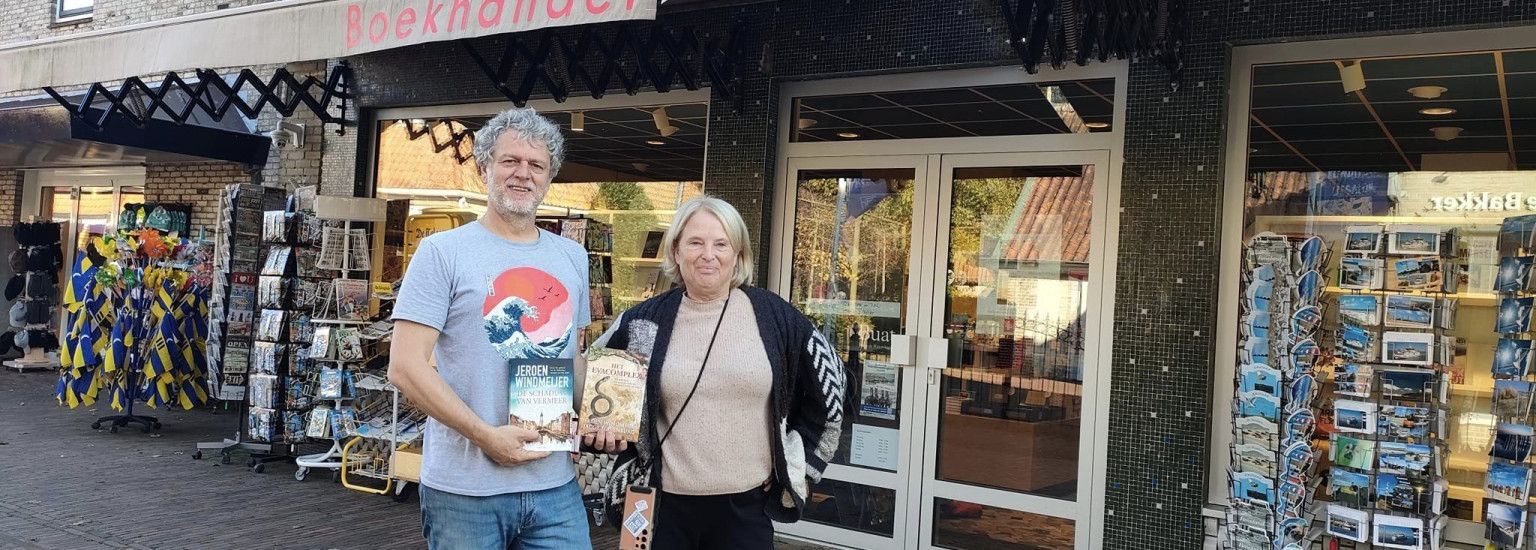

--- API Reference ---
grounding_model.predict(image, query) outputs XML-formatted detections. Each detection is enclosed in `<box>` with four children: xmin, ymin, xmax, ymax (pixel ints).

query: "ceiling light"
<box><xmin>1430</xmin><ymin>126</ymin><xmax>1463</xmax><ymax>141</ymax></box>
<box><xmin>1084</xmin><ymin>122</ymin><xmax>1110</xmax><ymax>129</ymax></box>
<box><xmin>1338</xmin><ymin>62</ymin><xmax>1366</xmax><ymax>94</ymax></box>
<box><xmin>836</xmin><ymin>132</ymin><xmax>860</xmax><ymax>139</ymax></box>
<box><xmin>1408</xmin><ymin>85</ymin><xmax>1447</xmax><ymax>99</ymax></box>
<box><xmin>570</xmin><ymin>111</ymin><xmax>585</xmax><ymax>132</ymax></box>
<box><xmin>797</xmin><ymin>118</ymin><xmax>818</xmax><ymax>130</ymax></box>
<box><xmin>652</xmin><ymin>107</ymin><xmax>679</xmax><ymax>137</ymax></box>
<box><xmin>646</xmin><ymin>140</ymin><xmax>665</xmax><ymax>146</ymax></box>
<box><xmin>409</xmin><ymin>118</ymin><xmax>425</xmax><ymax>125</ymax></box>
<box><xmin>1418</xmin><ymin>107</ymin><xmax>1456</xmax><ymax>116</ymax></box>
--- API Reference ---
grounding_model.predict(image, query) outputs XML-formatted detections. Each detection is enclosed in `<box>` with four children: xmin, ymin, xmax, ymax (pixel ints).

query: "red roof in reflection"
<box><xmin>1002</xmin><ymin>165</ymin><xmax>1094</xmax><ymax>264</ymax></box>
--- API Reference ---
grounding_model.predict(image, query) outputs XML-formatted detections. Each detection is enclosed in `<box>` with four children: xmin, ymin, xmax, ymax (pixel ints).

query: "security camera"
<box><xmin>267</xmin><ymin>121</ymin><xmax>305</xmax><ymax>150</ymax></box>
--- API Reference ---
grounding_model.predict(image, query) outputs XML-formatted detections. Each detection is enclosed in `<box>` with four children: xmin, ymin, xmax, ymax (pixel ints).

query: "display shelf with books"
<box><xmin>1317</xmin><ymin>224</ymin><xmax>1460</xmax><ymax>550</ymax></box>
<box><xmin>1226</xmin><ymin>232</ymin><xmax>1330</xmax><ymax>550</ymax></box>
<box><xmin>1483</xmin><ymin>214</ymin><xmax>1536</xmax><ymax>550</ymax></box>
<box><xmin>535</xmin><ymin>215</ymin><xmax>616</xmax><ymax>347</ymax></box>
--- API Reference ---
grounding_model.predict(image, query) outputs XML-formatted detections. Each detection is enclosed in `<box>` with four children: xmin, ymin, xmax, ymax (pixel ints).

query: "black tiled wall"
<box><xmin>342</xmin><ymin>1</ymin><xmax>1536</xmax><ymax>548</ymax></box>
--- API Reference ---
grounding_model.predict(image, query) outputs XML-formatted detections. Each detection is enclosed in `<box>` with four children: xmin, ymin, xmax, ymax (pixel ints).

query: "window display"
<box><xmin>1226</xmin><ymin>46</ymin><xmax>1536</xmax><ymax>545</ymax></box>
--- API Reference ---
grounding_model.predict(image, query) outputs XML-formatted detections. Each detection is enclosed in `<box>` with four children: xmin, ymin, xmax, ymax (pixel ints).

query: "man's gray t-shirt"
<box><xmin>392</xmin><ymin>221</ymin><xmax>591</xmax><ymax>497</ymax></box>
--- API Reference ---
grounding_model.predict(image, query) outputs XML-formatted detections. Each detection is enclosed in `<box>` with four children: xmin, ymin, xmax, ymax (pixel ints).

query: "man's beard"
<box><xmin>486</xmin><ymin>173</ymin><xmax>543</xmax><ymax>219</ymax></box>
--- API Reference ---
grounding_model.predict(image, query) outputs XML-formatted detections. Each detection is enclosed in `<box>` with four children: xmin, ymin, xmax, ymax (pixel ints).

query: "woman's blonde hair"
<box><xmin>660</xmin><ymin>195</ymin><xmax>755</xmax><ymax>289</ymax></box>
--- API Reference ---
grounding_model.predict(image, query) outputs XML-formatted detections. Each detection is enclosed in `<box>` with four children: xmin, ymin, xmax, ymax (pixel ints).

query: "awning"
<box><xmin>0</xmin><ymin>89</ymin><xmax>271</xmax><ymax>168</ymax></box>
<box><xmin>0</xmin><ymin>0</ymin><xmax>657</xmax><ymax>94</ymax></box>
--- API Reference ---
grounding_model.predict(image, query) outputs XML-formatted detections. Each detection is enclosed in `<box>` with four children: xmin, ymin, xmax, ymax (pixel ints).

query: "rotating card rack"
<box><xmin>1483</xmin><ymin>214</ymin><xmax>1536</xmax><ymax>550</ymax></box>
<box><xmin>1227</xmin><ymin>232</ymin><xmax>1329</xmax><ymax>550</ymax></box>
<box><xmin>1318</xmin><ymin>225</ymin><xmax>1459</xmax><ymax>550</ymax></box>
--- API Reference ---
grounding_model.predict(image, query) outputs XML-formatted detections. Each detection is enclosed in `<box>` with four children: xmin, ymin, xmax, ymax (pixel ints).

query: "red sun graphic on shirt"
<box><xmin>481</xmin><ymin>267</ymin><xmax>574</xmax><ymax>360</ymax></box>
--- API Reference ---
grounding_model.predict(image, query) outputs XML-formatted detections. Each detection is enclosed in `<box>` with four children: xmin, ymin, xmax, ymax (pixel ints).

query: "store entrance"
<box><xmin>773</xmin><ymin>150</ymin><xmax>1113</xmax><ymax>549</ymax></box>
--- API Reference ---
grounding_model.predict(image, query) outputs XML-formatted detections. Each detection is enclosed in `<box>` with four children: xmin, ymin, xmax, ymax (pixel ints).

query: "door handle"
<box><xmin>917</xmin><ymin>336</ymin><xmax>952</xmax><ymax>370</ymax></box>
<box><xmin>888</xmin><ymin>334</ymin><xmax>915</xmax><ymax>366</ymax></box>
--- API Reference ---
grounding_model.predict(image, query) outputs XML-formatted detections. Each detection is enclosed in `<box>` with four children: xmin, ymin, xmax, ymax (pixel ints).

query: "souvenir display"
<box><xmin>1486</xmin><ymin>214</ymin><xmax>1536</xmax><ymax>550</ymax></box>
<box><xmin>1226</xmin><ymin>233</ymin><xmax>1327</xmax><ymax>550</ymax></box>
<box><xmin>1317</xmin><ymin>224</ymin><xmax>1455</xmax><ymax>550</ymax></box>
<box><xmin>6</xmin><ymin>221</ymin><xmax>64</xmax><ymax>372</ymax></box>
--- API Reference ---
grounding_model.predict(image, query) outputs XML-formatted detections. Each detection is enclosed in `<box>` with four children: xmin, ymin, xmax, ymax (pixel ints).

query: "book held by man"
<box><xmin>508</xmin><ymin>360</ymin><xmax>578</xmax><ymax>452</ymax></box>
<box><xmin>578</xmin><ymin>347</ymin><xmax>649</xmax><ymax>442</ymax></box>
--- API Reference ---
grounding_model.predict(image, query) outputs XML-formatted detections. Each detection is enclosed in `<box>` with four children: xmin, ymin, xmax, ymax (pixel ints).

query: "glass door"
<box><xmin>917</xmin><ymin>151</ymin><xmax>1112</xmax><ymax>550</ymax></box>
<box><xmin>775</xmin><ymin>155</ymin><xmax>934</xmax><ymax>549</ymax></box>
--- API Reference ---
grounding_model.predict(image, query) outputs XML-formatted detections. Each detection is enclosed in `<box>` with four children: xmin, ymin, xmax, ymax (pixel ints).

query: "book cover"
<box><xmin>334</xmin><ymin>279</ymin><xmax>371</xmax><ymax>321</ymax></box>
<box><xmin>578</xmin><ymin>347</ymin><xmax>648</xmax><ymax>441</ymax></box>
<box><xmin>509</xmin><ymin>360</ymin><xmax>578</xmax><ymax>452</ymax></box>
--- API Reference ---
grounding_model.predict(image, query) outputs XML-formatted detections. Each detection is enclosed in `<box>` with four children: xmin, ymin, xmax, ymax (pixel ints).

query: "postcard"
<box><xmin>1284</xmin><ymin>409</ymin><xmax>1315</xmax><ymax>447</ymax></box>
<box><xmin>1332</xmin><ymin>434</ymin><xmax>1375</xmax><ymax>470</ymax></box>
<box><xmin>1494</xmin><ymin>379</ymin><xmax>1535</xmax><ymax>420</ymax></box>
<box><xmin>1493</xmin><ymin>423</ymin><xmax>1535</xmax><ymax>462</ymax></box>
<box><xmin>1282</xmin><ymin>440</ymin><xmax>1313</xmax><ymax>478</ymax></box>
<box><xmin>1287</xmin><ymin>375</ymin><xmax>1314</xmax><ymax>413</ymax></box>
<box><xmin>1379</xmin><ymin>367</ymin><xmax>1434</xmax><ymax>401</ymax></box>
<box><xmin>1241</xmin><ymin>338</ymin><xmax>1271</xmax><ymax>366</ymax></box>
<box><xmin>1326</xmin><ymin>504</ymin><xmax>1369</xmax><ymax>542</ymax></box>
<box><xmin>1379</xmin><ymin>405</ymin><xmax>1431</xmax><ymax>440</ymax></box>
<box><xmin>1487</xmin><ymin>462</ymin><xmax>1532</xmax><ymax>505</ymax></box>
<box><xmin>1329</xmin><ymin>466</ymin><xmax>1372</xmax><ymax>507</ymax></box>
<box><xmin>1383</xmin><ymin>332</ymin><xmax>1435</xmax><ymax>366</ymax></box>
<box><xmin>1291</xmin><ymin>304</ymin><xmax>1322</xmax><ymax>335</ymax></box>
<box><xmin>1277</xmin><ymin>479</ymin><xmax>1306</xmax><ymax>516</ymax></box>
<box><xmin>1231</xmin><ymin>471</ymin><xmax>1275</xmax><ymax>506</ymax></box>
<box><xmin>1233</xmin><ymin>443</ymin><xmax>1277</xmax><ymax>478</ymax></box>
<box><xmin>1244</xmin><ymin>281</ymin><xmax>1273</xmax><ymax>315</ymax></box>
<box><xmin>1339</xmin><ymin>256</ymin><xmax>1385</xmax><ymax>290</ymax></box>
<box><xmin>1486</xmin><ymin>501</ymin><xmax>1527</xmax><ymax>549</ymax></box>
<box><xmin>1334</xmin><ymin>399</ymin><xmax>1377</xmax><ymax>434</ymax></box>
<box><xmin>1385</xmin><ymin>295</ymin><xmax>1436</xmax><ymax>330</ymax></box>
<box><xmin>1293</xmin><ymin>235</ymin><xmax>1325</xmax><ymax>273</ymax></box>
<box><xmin>1241</xmin><ymin>311</ymin><xmax>1271</xmax><ymax>341</ymax></box>
<box><xmin>1497</xmin><ymin>297</ymin><xmax>1534</xmax><ymax>335</ymax></box>
<box><xmin>1388</xmin><ymin>225</ymin><xmax>1442</xmax><ymax>256</ymax></box>
<box><xmin>1345</xmin><ymin>225</ymin><xmax>1384</xmax><ymax>253</ymax></box>
<box><xmin>1495</xmin><ymin>338</ymin><xmax>1534</xmax><ymax>379</ymax></box>
<box><xmin>1239</xmin><ymin>364</ymin><xmax>1282</xmax><ymax>397</ymax></box>
<box><xmin>1374</xmin><ymin>513</ymin><xmax>1425</xmax><ymax>550</ymax></box>
<box><xmin>1338</xmin><ymin>324</ymin><xmax>1378</xmax><ymax>362</ymax></box>
<box><xmin>1288</xmin><ymin>338</ymin><xmax>1320</xmax><ymax>376</ymax></box>
<box><xmin>1335</xmin><ymin>363</ymin><xmax>1374</xmax><ymax>397</ymax></box>
<box><xmin>1238</xmin><ymin>391</ymin><xmax>1280</xmax><ymax>421</ymax></box>
<box><xmin>1227</xmin><ymin>499</ymin><xmax>1273</xmax><ymax>539</ymax></box>
<box><xmin>1375</xmin><ymin>473</ymin><xmax>1414</xmax><ymax>513</ymax></box>
<box><xmin>1378</xmin><ymin>441</ymin><xmax>1434</xmax><ymax>478</ymax></box>
<box><xmin>1236</xmin><ymin>415</ymin><xmax>1280</xmax><ymax>450</ymax></box>
<box><xmin>1338</xmin><ymin>294</ymin><xmax>1382</xmax><ymax>326</ymax></box>
<box><xmin>1438</xmin><ymin>298</ymin><xmax>1457</xmax><ymax>331</ymax></box>
<box><xmin>1389</xmin><ymin>256</ymin><xmax>1444</xmax><ymax>291</ymax></box>
<box><xmin>1438</xmin><ymin>335</ymin><xmax>1457</xmax><ymax>368</ymax></box>
<box><xmin>1495</xmin><ymin>256</ymin><xmax>1535</xmax><ymax>293</ymax></box>
<box><xmin>1294</xmin><ymin>270</ymin><xmax>1322</xmax><ymax>305</ymax></box>
<box><xmin>1278</xmin><ymin>517</ymin><xmax>1308</xmax><ymax>549</ymax></box>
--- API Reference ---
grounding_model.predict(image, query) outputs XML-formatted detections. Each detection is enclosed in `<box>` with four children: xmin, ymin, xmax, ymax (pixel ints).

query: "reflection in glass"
<box><xmin>933</xmin><ymin>498</ymin><xmax>1074</xmax><ymax>549</ymax></box>
<box><xmin>791</xmin><ymin>79</ymin><xmax>1116</xmax><ymax>142</ymax></box>
<box><xmin>937</xmin><ymin>166</ymin><xmax>1091</xmax><ymax>500</ymax></box>
<box><xmin>801</xmin><ymin>478</ymin><xmax>897</xmax><ymax>537</ymax></box>
<box><xmin>789</xmin><ymin>169</ymin><xmax>915</xmax><ymax>471</ymax></box>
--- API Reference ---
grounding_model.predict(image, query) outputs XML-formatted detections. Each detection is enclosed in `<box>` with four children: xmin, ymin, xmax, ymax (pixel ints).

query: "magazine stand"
<box><xmin>294</xmin><ymin>197</ymin><xmax>385</xmax><ymax>480</ymax></box>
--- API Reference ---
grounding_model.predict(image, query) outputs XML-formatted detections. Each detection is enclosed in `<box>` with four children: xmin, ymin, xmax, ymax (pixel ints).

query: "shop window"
<box><xmin>372</xmin><ymin>103</ymin><xmax>707</xmax><ymax>338</ymax></box>
<box><xmin>790</xmin><ymin>78</ymin><xmax>1114</xmax><ymax>142</ymax></box>
<box><xmin>1231</xmin><ymin>47</ymin><xmax>1536</xmax><ymax>532</ymax></box>
<box><xmin>56</xmin><ymin>0</ymin><xmax>92</xmax><ymax>21</ymax></box>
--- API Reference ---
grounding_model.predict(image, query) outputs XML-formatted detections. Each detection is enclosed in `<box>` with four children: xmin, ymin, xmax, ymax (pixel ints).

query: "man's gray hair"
<box><xmin>472</xmin><ymin>107</ymin><xmax>566</xmax><ymax>176</ymax></box>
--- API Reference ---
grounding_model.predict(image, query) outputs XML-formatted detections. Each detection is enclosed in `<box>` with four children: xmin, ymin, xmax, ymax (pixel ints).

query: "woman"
<box><xmin>585</xmin><ymin>196</ymin><xmax>846</xmax><ymax>549</ymax></box>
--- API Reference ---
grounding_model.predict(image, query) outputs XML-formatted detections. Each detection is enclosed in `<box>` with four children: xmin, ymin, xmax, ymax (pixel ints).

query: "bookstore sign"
<box><xmin>1396</xmin><ymin>172</ymin><xmax>1536</xmax><ymax>216</ymax></box>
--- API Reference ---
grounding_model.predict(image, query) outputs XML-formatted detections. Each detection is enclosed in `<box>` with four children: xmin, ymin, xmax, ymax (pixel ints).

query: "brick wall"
<box><xmin>0</xmin><ymin>170</ymin><xmax>19</xmax><ymax>228</ymax></box>
<box><xmin>0</xmin><ymin>0</ymin><xmax>283</xmax><ymax>45</ymax></box>
<box><xmin>145</xmin><ymin>162</ymin><xmax>250</xmax><ymax>232</ymax></box>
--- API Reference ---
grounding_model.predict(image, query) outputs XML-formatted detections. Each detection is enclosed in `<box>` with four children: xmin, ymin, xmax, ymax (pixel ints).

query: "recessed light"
<box><xmin>1418</xmin><ymin>107</ymin><xmax>1456</xmax><ymax>116</ymax></box>
<box><xmin>1408</xmin><ymin>85</ymin><xmax>1447</xmax><ymax>99</ymax></box>
<box><xmin>797</xmin><ymin>118</ymin><xmax>819</xmax><ymax>130</ymax></box>
<box><xmin>1084</xmin><ymin>122</ymin><xmax>1110</xmax><ymax>129</ymax></box>
<box><xmin>1430</xmin><ymin>126</ymin><xmax>1464</xmax><ymax>141</ymax></box>
<box><xmin>836</xmin><ymin>132</ymin><xmax>860</xmax><ymax>139</ymax></box>
<box><xmin>645</xmin><ymin>140</ymin><xmax>666</xmax><ymax>146</ymax></box>
<box><xmin>570</xmin><ymin>111</ymin><xmax>585</xmax><ymax>132</ymax></box>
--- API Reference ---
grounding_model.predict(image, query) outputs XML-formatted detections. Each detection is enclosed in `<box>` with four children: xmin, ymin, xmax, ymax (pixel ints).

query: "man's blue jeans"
<box><xmin>420</xmin><ymin>478</ymin><xmax>591</xmax><ymax>549</ymax></box>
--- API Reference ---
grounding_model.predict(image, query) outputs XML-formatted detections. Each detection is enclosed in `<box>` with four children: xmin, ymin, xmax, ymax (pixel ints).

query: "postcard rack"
<box><xmin>1227</xmin><ymin>232</ymin><xmax>1329</xmax><ymax>550</ymax></box>
<box><xmin>1318</xmin><ymin>225</ymin><xmax>1460</xmax><ymax>550</ymax></box>
<box><xmin>1482</xmin><ymin>214</ymin><xmax>1536</xmax><ymax>550</ymax></box>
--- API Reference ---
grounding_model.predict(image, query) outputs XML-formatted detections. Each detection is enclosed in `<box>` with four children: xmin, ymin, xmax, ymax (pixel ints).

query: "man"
<box><xmin>388</xmin><ymin>107</ymin><xmax>623</xmax><ymax>549</ymax></box>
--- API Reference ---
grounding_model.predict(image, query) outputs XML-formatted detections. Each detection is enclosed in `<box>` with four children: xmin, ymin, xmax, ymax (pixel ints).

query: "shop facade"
<box><xmin>4</xmin><ymin>0</ymin><xmax>1536</xmax><ymax>549</ymax></box>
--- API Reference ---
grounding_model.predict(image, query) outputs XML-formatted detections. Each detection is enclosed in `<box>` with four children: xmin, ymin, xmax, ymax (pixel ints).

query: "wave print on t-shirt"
<box><xmin>482</xmin><ymin>267</ymin><xmax>573</xmax><ymax>360</ymax></box>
